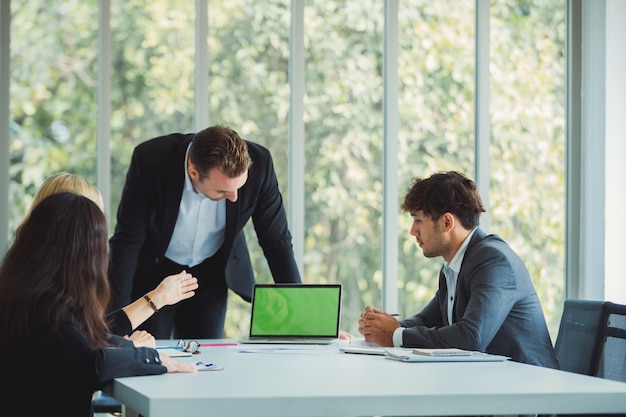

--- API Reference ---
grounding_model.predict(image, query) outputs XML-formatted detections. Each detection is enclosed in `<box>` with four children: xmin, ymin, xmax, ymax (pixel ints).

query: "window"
<box><xmin>9</xmin><ymin>0</ymin><xmax>98</xmax><ymax>236</ymax></box>
<box><xmin>5</xmin><ymin>0</ymin><xmax>566</xmax><ymax>340</ymax></box>
<box><xmin>397</xmin><ymin>0</ymin><xmax>476</xmax><ymax>328</ymax></box>
<box><xmin>489</xmin><ymin>1</ymin><xmax>566</xmax><ymax>335</ymax></box>
<box><xmin>109</xmin><ymin>0</ymin><xmax>195</xmax><ymax>218</ymax></box>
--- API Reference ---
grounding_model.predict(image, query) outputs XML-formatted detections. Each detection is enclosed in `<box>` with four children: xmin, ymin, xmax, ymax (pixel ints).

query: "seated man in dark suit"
<box><xmin>359</xmin><ymin>171</ymin><xmax>558</xmax><ymax>369</ymax></box>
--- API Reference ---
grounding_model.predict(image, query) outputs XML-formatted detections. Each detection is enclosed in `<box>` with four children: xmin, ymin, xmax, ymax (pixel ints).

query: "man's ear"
<box><xmin>442</xmin><ymin>212</ymin><xmax>455</xmax><ymax>231</ymax></box>
<box><xmin>187</xmin><ymin>161</ymin><xmax>200</xmax><ymax>180</ymax></box>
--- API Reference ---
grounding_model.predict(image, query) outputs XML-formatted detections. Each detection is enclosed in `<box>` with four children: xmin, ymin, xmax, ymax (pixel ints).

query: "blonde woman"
<box><xmin>21</xmin><ymin>172</ymin><xmax>199</xmax><ymax>345</ymax></box>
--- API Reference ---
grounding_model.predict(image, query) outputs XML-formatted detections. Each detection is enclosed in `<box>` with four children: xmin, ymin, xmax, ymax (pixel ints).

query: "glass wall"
<box><xmin>109</xmin><ymin>0</ymin><xmax>195</xmax><ymax>223</ymax></box>
<box><xmin>489</xmin><ymin>0</ymin><xmax>566</xmax><ymax>336</ymax></box>
<box><xmin>207</xmin><ymin>0</ymin><xmax>292</xmax><ymax>336</ymax></box>
<box><xmin>7</xmin><ymin>0</ymin><xmax>565</xmax><ymax>340</ymax></box>
<box><xmin>9</xmin><ymin>0</ymin><xmax>98</xmax><ymax>234</ymax></box>
<box><xmin>394</xmin><ymin>0</ymin><xmax>565</xmax><ymax>340</ymax></box>
<box><xmin>302</xmin><ymin>0</ymin><xmax>385</xmax><ymax>336</ymax></box>
<box><xmin>396</xmin><ymin>0</ymin><xmax>476</xmax><ymax>328</ymax></box>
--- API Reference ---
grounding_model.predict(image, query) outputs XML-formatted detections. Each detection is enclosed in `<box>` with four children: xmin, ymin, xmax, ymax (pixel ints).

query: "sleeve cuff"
<box><xmin>393</xmin><ymin>326</ymin><xmax>404</xmax><ymax>347</ymax></box>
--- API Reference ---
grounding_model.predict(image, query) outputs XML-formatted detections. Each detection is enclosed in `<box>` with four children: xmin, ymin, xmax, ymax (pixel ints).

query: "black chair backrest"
<box><xmin>594</xmin><ymin>301</ymin><xmax>626</xmax><ymax>382</ymax></box>
<box><xmin>552</xmin><ymin>300</ymin><xmax>626</xmax><ymax>417</ymax></box>
<box><xmin>554</xmin><ymin>299</ymin><xmax>604</xmax><ymax>375</ymax></box>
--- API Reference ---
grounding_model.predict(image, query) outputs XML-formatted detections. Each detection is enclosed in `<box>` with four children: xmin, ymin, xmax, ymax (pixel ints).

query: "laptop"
<box><xmin>239</xmin><ymin>283</ymin><xmax>342</xmax><ymax>345</ymax></box>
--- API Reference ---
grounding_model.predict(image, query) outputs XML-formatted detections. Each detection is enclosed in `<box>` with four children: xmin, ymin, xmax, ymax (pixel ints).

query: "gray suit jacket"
<box><xmin>399</xmin><ymin>228</ymin><xmax>559</xmax><ymax>368</ymax></box>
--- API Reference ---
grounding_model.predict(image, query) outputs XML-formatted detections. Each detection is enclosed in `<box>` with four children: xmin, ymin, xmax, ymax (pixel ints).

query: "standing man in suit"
<box><xmin>109</xmin><ymin>125</ymin><xmax>301</xmax><ymax>339</ymax></box>
<box><xmin>358</xmin><ymin>171</ymin><xmax>558</xmax><ymax>368</ymax></box>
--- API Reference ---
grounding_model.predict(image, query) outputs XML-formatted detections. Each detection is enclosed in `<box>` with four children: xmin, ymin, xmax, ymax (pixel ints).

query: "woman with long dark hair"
<box><xmin>0</xmin><ymin>193</ymin><xmax>195</xmax><ymax>416</ymax></box>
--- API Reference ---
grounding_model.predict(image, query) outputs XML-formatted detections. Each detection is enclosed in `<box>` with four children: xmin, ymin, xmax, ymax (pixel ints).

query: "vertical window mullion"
<box><xmin>195</xmin><ymin>0</ymin><xmax>209</xmax><ymax>131</ymax></box>
<box><xmin>289</xmin><ymin>0</ymin><xmax>305</xmax><ymax>273</ymax></box>
<box><xmin>0</xmin><ymin>0</ymin><xmax>10</xmax><ymax>253</ymax></box>
<box><xmin>475</xmin><ymin>0</ymin><xmax>490</xmax><ymax>231</ymax></box>
<box><xmin>383</xmin><ymin>0</ymin><xmax>399</xmax><ymax>312</ymax></box>
<box><xmin>97</xmin><ymin>0</ymin><xmax>112</xmax><ymax>219</ymax></box>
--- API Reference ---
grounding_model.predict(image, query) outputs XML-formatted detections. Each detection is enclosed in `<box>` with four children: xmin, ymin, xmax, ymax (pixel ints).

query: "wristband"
<box><xmin>143</xmin><ymin>294</ymin><xmax>159</xmax><ymax>313</ymax></box>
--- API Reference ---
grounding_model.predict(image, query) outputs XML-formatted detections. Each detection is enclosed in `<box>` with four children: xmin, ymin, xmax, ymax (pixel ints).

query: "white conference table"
<box><xmin>105</xmin><ymin>339</ymin><xmax>626</xmax><ymax>417</ymax></box>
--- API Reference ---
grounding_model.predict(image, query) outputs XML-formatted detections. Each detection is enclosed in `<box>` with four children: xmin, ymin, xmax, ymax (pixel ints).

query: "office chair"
<box><xmin>567</xmin><ymin>301</ymin><xmax>626</xmax><ymax>417</ymax></box>
<box><xmin>594</xmin><ymin>301</ymin><xmax>626</xmax><ymax>383</ymax></box>
<box><xmin>92</xmin><ymin>390</ymin><xmax>122</xmax><ymax>416</ymax></box>
<box><xmin>555</xmin><ymin>300</ymin><xmax>626</xmax><ymax>417</ymax></box>
<box><xmin>550</xmin><ymin>300</ymin><xmax>616</xmax><ymax>417</ymax></box>
<box><xmin>554</xmin><ymin>299</ymin><xmax>604</xmax><ymax>375</ymax></box>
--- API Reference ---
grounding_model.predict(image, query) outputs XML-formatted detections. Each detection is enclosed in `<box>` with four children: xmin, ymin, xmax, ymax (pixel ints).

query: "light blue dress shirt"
<box><xmin>164</xmin><ymin>145</ymin><xmax>226</xmax><ymax>267</ymax></box>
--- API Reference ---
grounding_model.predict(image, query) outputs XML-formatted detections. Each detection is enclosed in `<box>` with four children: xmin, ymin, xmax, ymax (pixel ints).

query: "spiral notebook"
<box><xmin>384</xmin><ymin>348</ymin><xmax>509</xmax><ymax>362</ymax></box>
<box><xmin>239</xmin><ymin>284</ymin><xmax>342</xmax><ymax>345</ymax></box>
<box><xmin>412</xmin><ymin>348</ymin><xmax>473</xmax><ymax>357</ymax></box>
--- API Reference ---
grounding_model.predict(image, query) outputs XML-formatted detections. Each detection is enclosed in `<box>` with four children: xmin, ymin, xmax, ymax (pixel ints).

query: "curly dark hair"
<box><xmin>401</xmin><ymin>171</ymin><xmax>485</xmax><ymax>229</ymax></box>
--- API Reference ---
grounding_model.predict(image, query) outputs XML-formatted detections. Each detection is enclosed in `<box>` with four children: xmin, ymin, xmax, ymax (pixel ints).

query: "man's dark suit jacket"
<box><xmin>108</xmin><ymin>133</ymin><xmax>301</xmax><ymax>310</ymax></box>
<box><xmin>399</xmin><ymin>228</ymin><xmax>559</xmax><ymax>369</ymax></box>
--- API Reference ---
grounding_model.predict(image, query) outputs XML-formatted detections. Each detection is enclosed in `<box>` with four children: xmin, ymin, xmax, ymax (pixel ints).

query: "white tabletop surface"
<box><xmin>105</xmin><ymin>339</ymin><xmax>626</xmax><ymax>417</ymax></box>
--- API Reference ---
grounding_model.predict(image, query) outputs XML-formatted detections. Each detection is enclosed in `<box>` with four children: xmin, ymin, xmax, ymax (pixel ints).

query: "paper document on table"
<box><xmin>236</xmin><ymin>347</ymin><xmax>335</xmax><ymax>355</ymax></box>
<box><xmin>339</xmin><ymin>338</ymin><xmax>386</xmax><ymax>355</ymax></box>
<box><xmin>385</xmin><ymin>348</ymin><xmax>509</xmax><ymax>362</ymax></box>
<box><xmin>195</xmin><ymin>361</ymin><xmax>223</xmax><ymax>371</ymax></box>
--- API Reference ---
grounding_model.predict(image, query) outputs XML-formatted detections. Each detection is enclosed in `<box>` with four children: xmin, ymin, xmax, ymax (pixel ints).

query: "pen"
<box><xmin>390</xmin><ymin>313</ymin><xmax>401</xmax><ymax>317</ymax></box>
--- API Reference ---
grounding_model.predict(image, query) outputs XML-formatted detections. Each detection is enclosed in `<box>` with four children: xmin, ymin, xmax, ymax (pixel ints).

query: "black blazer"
<box><xmin>109</xmin><ymin>133</ymin><xmax>301</xmax><ymax>310</ymax></box>
<box><xmin>400</xmin><ymin>228</ymin><xmax>559</xmax><ymax>368</ymax></box>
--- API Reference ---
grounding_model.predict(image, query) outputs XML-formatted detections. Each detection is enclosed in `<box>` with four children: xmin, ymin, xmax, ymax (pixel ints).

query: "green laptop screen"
<box><xmin>250</xmin><ymin>285</ymin><xmax>342</xmax><ymax>337</ymax></box>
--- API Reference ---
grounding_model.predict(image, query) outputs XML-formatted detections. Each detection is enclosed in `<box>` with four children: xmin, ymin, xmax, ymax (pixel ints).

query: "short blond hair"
<box><xmin>18</xmin><ymin>173</ymin><xmax>104</xmax><ymax>233</ymax></box>
<box><xmin>32</xmin><ymin>172</ymin><xmax>104</xmax><ymax>210</ymax></box>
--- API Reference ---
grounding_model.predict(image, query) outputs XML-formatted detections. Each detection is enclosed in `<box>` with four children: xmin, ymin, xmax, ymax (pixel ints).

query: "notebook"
<box><xmin>384</xmin><ymin>348</ymin><xmax>509</xmax><ymax>362</ymax></box>
<box><xmin>239</xmin><ymin>284</ymin><xmax>342</xmax><ymax>345</ymax></box>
